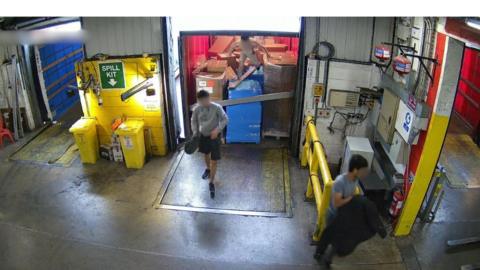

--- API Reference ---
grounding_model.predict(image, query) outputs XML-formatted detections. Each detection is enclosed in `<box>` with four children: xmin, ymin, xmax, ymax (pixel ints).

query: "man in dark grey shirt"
<box><xmin>191</xmin><ymin>90</ymin><xmax>228</xmax><ymax>198</ymax></box>
<box><xmin>319</xmin><ymin>154</ymin><xmax>369</xmax><ymax>267</ymax></box>
<box><xmin>327</xmin><ymin>154</ymin><xmax>368</xmax><ymax>223</ymax></box>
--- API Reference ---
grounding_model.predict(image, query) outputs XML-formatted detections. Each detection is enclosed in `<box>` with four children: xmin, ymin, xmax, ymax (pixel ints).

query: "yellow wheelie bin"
<box><xmin>115</xmin><ymin>119</ymin><xmax>145</xmax><ymax>169</ymax></box>
<box><xmin>69</xmin><ymin>117</ymin><xmax>98</xmax><ymax>164</ymax></box>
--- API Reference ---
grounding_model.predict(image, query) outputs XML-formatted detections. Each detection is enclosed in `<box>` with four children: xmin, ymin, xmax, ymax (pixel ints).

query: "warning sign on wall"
<box><xmin>99</xmin><ymin>62</ymin><xmax>126</xmax><ymax>89</ymax></box>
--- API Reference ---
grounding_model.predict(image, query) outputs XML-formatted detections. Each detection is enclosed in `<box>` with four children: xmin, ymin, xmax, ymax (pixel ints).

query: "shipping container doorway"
<box><xmin>439</xmin><ymin>46</ymin><xmax>480</xmax><ymax>189</ymax></box>
<box><xmin>156</xmin><ymin>17</ymin><xmax>301</xmax><ymax>216</ymax></box>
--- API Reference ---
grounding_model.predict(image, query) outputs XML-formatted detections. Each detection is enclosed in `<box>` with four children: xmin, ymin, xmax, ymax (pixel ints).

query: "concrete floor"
<box><xmin>0</xmin><ymin>138</ymin><xmax>406</xmax><ymax>270</ymax></box>
<box><xmin>439</xmin><ymin>113</ymin><xmax>480</xmax><ymax>188</ymax></box>
<box><xmin>0</xmin><ymin>106</ymin><xmax>478</xmax><ymax>270</ymax></box>
<box><xmin>397</xmin><ymin>115</ymin><xmax>480</xmax><ymax>270</ymax></box>
<box><xmin>0</xmin><ymin>124</ymin><xmax>405</xmax><ymax>269</ymax></box>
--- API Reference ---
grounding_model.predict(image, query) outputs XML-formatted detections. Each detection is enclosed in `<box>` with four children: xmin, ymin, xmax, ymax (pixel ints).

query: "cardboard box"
<box><xmin>111</xmin><ymin>134</ymin><xmax>124</xmax><ymax>162</ymax></box>
<box><xmin>100</xmin><ymin>144</ymin><xmax>113</xmax><ymax>160</ymax></box>
<box><xmin>192</xmin><ymin>55</ymin><xmax>208</xmax><ymax>74</ymax></box>
<box><xmin>195</xmin><ymin>72</ymin><xmax>226</xmax><ymax>101</ymax></box>
<box><xmin>264</xmin><ymin>37</ymin><xmax>275</xmax><ymax>45</ymax></box>
<box><xmin>262</xmin><ymin>97</ymin><xmax>293</xmax><ymax>135</ymax></box>
<box><xmin>264</xmin><ymin>43</ymin><xmax>288</xmax><ymax>53</ymax></box>
<box><xmin>217</xmin><ymin>53</ymin><xmax>238</xmax><ymax>70</ymax></box>
<box><xmin>263</xmin><ymin>61</ymin><xmax>297</xmax><ymax>91</ymax></box>
<box><xmin>268</xmin><ymin>51</ymin><xmax>298</xmax><ymax>65</ymax></box>
<box><xmin>206</xmin><ymin>59</ymin><xmax>228</xmax><ymax>73</ymax></box>
<box><xmin>208</xmin><ymin>36</ymin><xmax>235</xmax><ymax>57</ymax></box>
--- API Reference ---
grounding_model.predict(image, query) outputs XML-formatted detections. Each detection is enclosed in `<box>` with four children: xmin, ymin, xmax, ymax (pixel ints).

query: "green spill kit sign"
<box><xmin>99</xmin><ymin>62</ymin><xmax>125</xmax><ymax>89</ymax></box>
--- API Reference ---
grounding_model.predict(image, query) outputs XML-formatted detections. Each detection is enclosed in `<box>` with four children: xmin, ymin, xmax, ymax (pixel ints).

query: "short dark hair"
<box><xmin>241</xmin><ymin>35</ymin><xmax>249</xmax><ymax>41</ymax></box>
<box><xmin>348</xmin><ymin>154</ymin><xmax>369</xmax><ymax>172</ymax></box>
<box><xmin>197</xmin><ymin>90</ymin><xmax>210</xmax><ymax>99</ymax></box>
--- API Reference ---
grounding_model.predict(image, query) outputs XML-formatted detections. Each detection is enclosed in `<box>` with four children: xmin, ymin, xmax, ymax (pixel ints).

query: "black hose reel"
<box><xmin>311</xmin><ymin>41</ymin><xmax>335</xmax><ymax>60</ymax></box>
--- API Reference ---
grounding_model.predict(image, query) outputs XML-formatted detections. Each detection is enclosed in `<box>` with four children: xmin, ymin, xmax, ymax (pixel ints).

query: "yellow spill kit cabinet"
<box><xmin>69</xmin><ymin>118</ymin><xmax>99</xmax><ymax>164</ymax></box>
<box><xmin>75</xmin><ymin>57</ymin><xmax>168</xmax><ymax>157</ymax></box>
<box><xmin>115</xmin><ymin>119</ymin><xmax>146</xmax><ymax>169</ymax></box>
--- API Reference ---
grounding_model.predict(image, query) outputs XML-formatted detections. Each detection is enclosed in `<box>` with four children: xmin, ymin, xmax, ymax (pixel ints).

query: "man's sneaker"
<box><xmin>209</xmin><ymin>182</ymin><xmax>215</xmax><ymax>199</ymax></box>
<box><xmin>202</xmin><ymin>169</ymin><xmax>210</xmax><ymax>180</ymax></box>
<box><xmin>313</xmin><ymin>252</ymin><xmax>323</xmax><ymax>262</ymax></box>
<box><xmin>321</xmin><ymin>259</ymin><xmax>331</xmax><ymax>269</ymax></box>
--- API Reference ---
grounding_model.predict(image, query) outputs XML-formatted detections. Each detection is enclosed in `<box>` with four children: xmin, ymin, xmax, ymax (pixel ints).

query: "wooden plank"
<box><xmin>15</xmin><ymin>61</ymin><xmax>35</xmax><ymax>130</ymax></box>
<box><xmin>34</xmin><ymin>46</ymin><xmax>53</xmax><ymax>120</ymax></box>
<box><xmin>189</xmin><ymin>92</ymin><xmax>294</xmax><ymax>110</ymax></box>
<box><xmin>217</xmin><ymin>92</ymin><xmax>293</xmax><ymax>107</ymax></box>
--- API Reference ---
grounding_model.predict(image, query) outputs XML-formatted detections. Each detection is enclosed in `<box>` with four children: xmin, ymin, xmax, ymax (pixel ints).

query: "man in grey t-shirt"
<box><xmin>328</xmin><ymin>154</ymin><xmax>369</xmax><ymax>223</ymax></box>
<box><xmin>191</xmin><ymin>90</ymin><xmax>229</xmax><ymax>199</ymax></box>
<box><xmin>319</xmin><ymin>154</ymin><xmax>369</xmax><ymax>267</ymax></box>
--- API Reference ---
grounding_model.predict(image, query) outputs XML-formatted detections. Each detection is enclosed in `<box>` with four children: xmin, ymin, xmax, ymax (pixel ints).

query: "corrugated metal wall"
<box><xmin>297</xmin><ymin>17</ymin><xmax>394</xmax><ymax>159</ymax></box>
<box><xmin>304</xmin><ymin>17</ymin><xmax>394</xmax><ymax>62</ymax></box>
<box><xmin>36</xmin><ymin>43</ymin><xmax>84</xmax><ymax>120</ymax></box>
<box><xmin>0</xmin><ymin>45</ymin><xmax>37</xmax><ymax>130</ymax></box>
<box><xmin>82</xmin><ymin>17</ymin><xmax>164</xmax><ymax>58</ymax></box>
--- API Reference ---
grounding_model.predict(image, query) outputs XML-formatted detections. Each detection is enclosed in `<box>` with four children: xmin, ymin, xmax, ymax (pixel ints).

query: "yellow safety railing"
<box><xmin>301</xmin><ymin>116</ymin><xmax>334</xmax><ymax>242</ymax></box>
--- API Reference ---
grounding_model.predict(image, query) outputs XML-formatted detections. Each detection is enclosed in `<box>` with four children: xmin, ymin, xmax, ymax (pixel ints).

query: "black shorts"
<box><xmin>198</xmin><ymin>135</ymin><xmax>221</xmax><ymax>160</ymax></box>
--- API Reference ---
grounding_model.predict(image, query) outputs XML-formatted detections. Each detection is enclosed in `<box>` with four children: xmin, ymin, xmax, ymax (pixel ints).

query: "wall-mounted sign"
<box><xmin>312</xmin><ymin>83</ymin><xmax>325</xmax><ymax>97</ymax></box>
<box><xmin>395</xmin><ymin>100</ymin><xmax>416</xmax><ymax>144</ymax></box>
<box><xmin>403</xmin><ymin>111</ymin><xmax>412</xmax><ymax>133</ymax></box>
<box><xmin>99</xmin><ymin>62</ymin><xmax>125</xmax><ymax>89</ymax></box>
<box><xmin>407</xmin><ymin>94</ymin><xmax>417</xmax><ymax>111</ymax></box>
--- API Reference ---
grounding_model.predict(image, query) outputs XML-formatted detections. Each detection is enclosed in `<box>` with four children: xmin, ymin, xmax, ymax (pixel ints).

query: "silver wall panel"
<box><xmin>304</xmin><ymin>17</ymin><xmax>319</xmax><ymax>58</ymax></box>
<box><xmin>0</xmin><ymin>45</ymin><xmax>18</xmax><ymax>108</ymax></box>
<box><xmin>304</xmin><ymin>17</ymin><xmax>394</xmax><ymax>62</ymax></box>
<box><xmin>82</xmin><ymin>17</ymin><xmax>164</xmax><ymax>58</ymax></box>
<box><xmin>372</xmin><ymin>17</ymin><xmax>395</xmax><ymax>58</ymax></box>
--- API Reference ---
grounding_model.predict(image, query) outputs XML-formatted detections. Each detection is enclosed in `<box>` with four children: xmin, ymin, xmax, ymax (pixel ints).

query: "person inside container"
<box><xmin>191</xmin><ymin>90</ymin><xmax>229</xmax><ymax>199</ymax></box>
<box><xmin>227</xmin><ymin>35</ymin><xmax>270</xmax><ymax>76</ymax></box>
<box><xmin>316</xmin><ymin>154</ymin><xmax>369</xmax><ymax>267</ymax></box>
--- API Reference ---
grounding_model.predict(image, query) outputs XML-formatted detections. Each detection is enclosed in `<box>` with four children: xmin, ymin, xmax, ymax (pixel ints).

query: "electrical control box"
<box><xmin>340</xmin><ymin>136</ymin><xmax>374</xmax><ymax>174</ymax></box>
<box><xmin>377</xmin><ymin>88</ymin><xmax>400</xmax><ymax>144</ymax></box>
<box><xmin>328</xmin><ymin>89</ymin><xmax>360</xmax><ymax>108</ymax></box>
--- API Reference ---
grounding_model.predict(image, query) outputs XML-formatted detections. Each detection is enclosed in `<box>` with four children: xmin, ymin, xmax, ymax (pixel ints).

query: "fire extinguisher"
<box><xmin>392</xmin><ymin>55</ymin><xmax>412</xmax><ymax>76</ymax></box>
<box><xmin>374</xmin><ymin>44</ymin><xmax>391</xmax><ymax>62</ymax></box>
<box><xmin>389</xmin><ymin>189</ymin><xmax>405</xmax><ymax>217</ymax></box>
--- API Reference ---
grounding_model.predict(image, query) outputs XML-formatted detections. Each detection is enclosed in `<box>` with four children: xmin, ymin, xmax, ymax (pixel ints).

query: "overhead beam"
<box><xmin>189</xmin><ymin>91</ymin><xmax>294</xmax><ymax>110</ymax></box>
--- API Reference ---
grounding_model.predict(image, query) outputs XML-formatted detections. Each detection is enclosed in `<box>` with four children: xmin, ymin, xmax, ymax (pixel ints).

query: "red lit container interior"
<box><xmin>454</xmin><ymin>47</ymin><xmax>480</xmax><ymax>131</ymax></box>
<box><xmin>181</xmin><ymin>34</ymin><xmax>300</xmax><ymax>106</ymax></box>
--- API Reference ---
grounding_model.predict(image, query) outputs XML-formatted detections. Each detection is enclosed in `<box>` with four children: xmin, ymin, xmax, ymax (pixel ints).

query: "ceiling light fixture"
<box><xmin>466</xmin><ymin>18</ymin><xmax>480</xmax><ymax>31</ymax></box>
